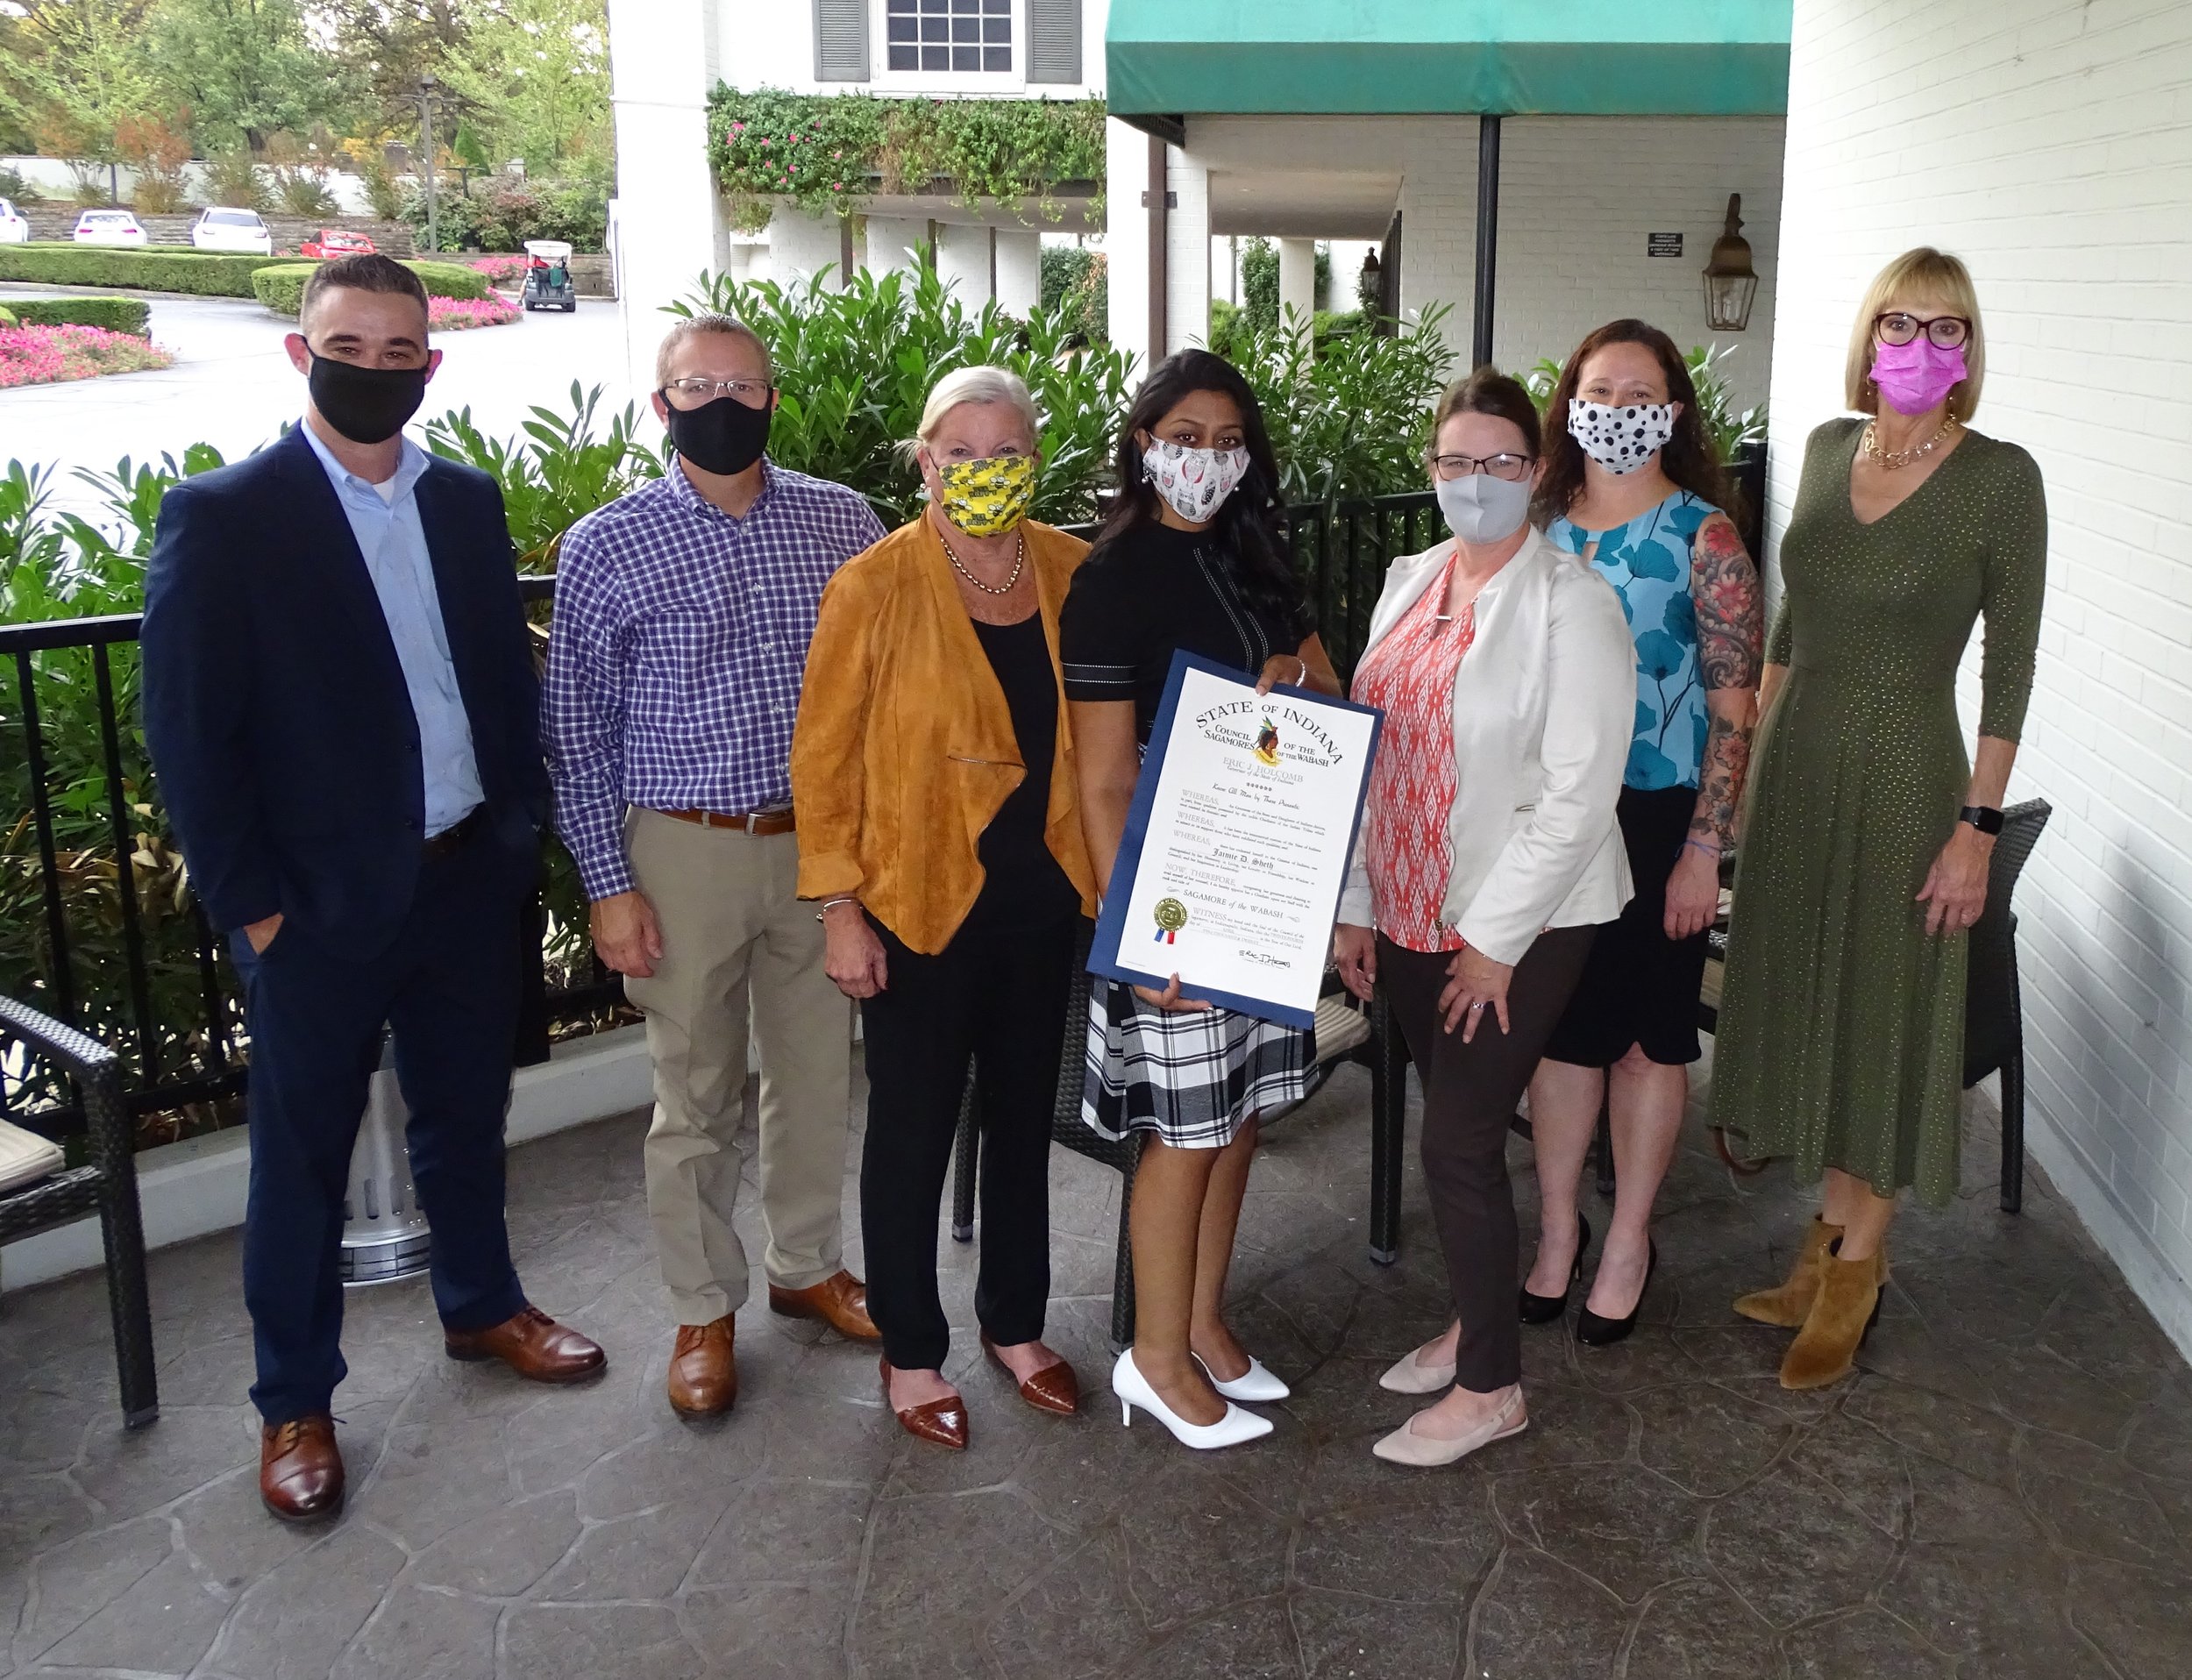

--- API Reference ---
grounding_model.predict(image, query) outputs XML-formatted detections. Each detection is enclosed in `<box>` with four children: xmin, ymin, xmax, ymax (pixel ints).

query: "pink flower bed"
<box><xmin>428</xmin><ymin>295</ymin><xmax>522</xmax><ymax>331</ymax></box>
<box><xmin>0</xmin><ymin>324</ymin><xmax>176</xmax><ymax>388</ymax></box>
<box><xmin>468</xmin><ymin>256</ymin><xmax>528</xmax><ymax>286</ymax></box>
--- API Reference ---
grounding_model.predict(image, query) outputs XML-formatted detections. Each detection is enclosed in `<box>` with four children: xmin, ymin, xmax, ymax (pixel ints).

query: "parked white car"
<box><xmin>0</xmin><ymin>199</ymin><xmax>28</xmax><ymax>245</ymax></box>
<box><xmin>72</xmin><ymin>210</ymin><xmax>147</xmax><ymax>247</ymax></box>
<box><xmin>191</xmin><ymin>207</ymin><xmax>273</xmax><ymax>254</ymax></box>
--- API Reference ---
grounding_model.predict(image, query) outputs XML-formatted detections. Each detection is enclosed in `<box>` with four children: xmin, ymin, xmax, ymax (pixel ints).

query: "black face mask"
<box><xmin>663</xmin><ymin>390</ymin><xmax>772</xmax><ymax>476</ymax></box>
<box><xmin>309</xmin><ymin>352</ymin><xmax>430</xmax><ymax>445</ymax></box>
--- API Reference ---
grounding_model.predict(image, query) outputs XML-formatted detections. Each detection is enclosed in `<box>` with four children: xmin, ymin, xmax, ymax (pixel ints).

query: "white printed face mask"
<box><xmin>1142</xmin><ymin>438</ymin><xmax>1251</xmax><ymax>523</ymax></box>
<box><xmin>1568</xmin><ymin>397</ymin><xmax>1677</xmax><ymax>475</ymax></box>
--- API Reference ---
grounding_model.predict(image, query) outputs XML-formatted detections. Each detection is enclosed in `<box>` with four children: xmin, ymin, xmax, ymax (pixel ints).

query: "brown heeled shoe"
<box><xmin>981</xmin><ymin>1332</ymin><xmax>1079</xmax><ymax>1417</ymax></box>
<box><xmin>880</xmin><ymin>1356</ymin><xmax>969</xmax><ymax>1450</ymax></box>
<box><xmin>1780</xmin><ymin>1242</ymin><xmax>1886</xmax><ymax>1391</ymax></box>
<box><xmin>1734</xmin><ymin>1218</ymin><xmax>1843</xmax><ymax>1328</ymax></box>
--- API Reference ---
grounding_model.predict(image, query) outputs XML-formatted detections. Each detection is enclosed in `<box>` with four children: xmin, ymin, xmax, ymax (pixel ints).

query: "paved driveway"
<box><xmin>1</xmin><ymin>287</ymin><xmax>639</xmax><ymax>522</ymax></box>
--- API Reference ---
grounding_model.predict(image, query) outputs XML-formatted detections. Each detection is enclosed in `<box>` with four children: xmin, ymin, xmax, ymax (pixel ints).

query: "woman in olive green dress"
<box><xmin>1712</xmin><ymin>247</ymin><xmax>2046</xmax><ymax>1391</ymax></box>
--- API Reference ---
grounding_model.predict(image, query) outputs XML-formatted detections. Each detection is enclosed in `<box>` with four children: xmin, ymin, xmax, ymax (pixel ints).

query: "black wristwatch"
<box><xmin>1960</xmin><ymin>805</ymin><xmax>2004</xmax><ymax>836</ymax></box>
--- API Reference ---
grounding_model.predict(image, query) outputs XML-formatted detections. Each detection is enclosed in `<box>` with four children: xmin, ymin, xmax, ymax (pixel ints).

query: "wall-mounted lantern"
<box><xmin>1703</xmin><ymin>193</ymin><xmax>1759</xmax><ymax>332</ymax></box>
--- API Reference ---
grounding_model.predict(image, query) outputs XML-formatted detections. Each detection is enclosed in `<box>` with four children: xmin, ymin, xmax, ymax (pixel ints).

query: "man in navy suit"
<box><xmin>141</xmin><ymin>253</ymin><xmax>604</xmax><ymax>1523</ymax></box>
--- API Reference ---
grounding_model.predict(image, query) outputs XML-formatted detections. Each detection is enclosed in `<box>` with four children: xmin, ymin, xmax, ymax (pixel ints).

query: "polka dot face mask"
<box><xmin>1567</xmin><ymin>397</ymin><xmax>1677</xmax><ymax>476</ymax></box>
<box><xmin>932</xmin><ymin>452</ymin><xmax>1037</xmax><ymax>537</ymax></box>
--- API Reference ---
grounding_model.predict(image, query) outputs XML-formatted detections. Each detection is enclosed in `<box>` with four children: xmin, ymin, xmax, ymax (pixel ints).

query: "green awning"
<box><xmin>1106</xmin><ymin>1</ymin><xmax>1791</xmax><ymax>118</ymax></box>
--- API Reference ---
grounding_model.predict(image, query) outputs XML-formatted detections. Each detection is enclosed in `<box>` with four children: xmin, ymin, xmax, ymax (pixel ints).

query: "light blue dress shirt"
<box><xmin>302</xmin><ymin>422</ymin><xmax>484</xmax><ymax>836</ymax></box>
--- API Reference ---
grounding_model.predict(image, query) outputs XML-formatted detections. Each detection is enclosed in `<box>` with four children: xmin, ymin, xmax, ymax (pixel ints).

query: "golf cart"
<box><xmin>521</xmin><ymin>239</ymin><xmax>577</xmax><ymax>312</ymax></box>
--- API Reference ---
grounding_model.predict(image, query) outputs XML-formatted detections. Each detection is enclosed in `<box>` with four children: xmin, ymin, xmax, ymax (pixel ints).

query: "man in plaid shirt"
<box><xmin>543</xmin><ymin>313</ymin><xmax>887</xmax><ymax>1418</ymax></box>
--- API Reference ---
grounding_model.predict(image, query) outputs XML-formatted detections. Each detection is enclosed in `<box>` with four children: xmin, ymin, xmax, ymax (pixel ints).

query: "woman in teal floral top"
<box><xmin>1523</xmin><ymin>320</ymin><xmax>1763</xmax><ymax>1346</ymax></box>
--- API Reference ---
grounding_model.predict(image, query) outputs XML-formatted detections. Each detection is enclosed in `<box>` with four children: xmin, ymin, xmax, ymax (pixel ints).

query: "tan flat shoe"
<box><xmin>1377</xmin><ymin>1336</ymin><xmax>1458</xmax><ymax>1395</ymax></box>
<box><xmin>1371</xmin><ymin>1388</ymin><xmax>1527</xmax><ymax>1467</ymax></box>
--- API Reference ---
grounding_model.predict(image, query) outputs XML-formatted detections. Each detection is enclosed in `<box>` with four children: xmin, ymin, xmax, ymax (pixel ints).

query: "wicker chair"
<box><xmin>0</xmin><ymin>993</ymin><xmax>159</xmax><ymax>1427</ymax></box>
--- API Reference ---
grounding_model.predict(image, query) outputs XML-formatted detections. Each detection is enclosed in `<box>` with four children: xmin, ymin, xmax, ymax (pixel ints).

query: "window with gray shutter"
<box><xmin>814</xmin><ymin>0</ymin><xmax>870</xmax><ymax>82</ymax></box>
<box><xmin>1027</xmin><ymin>0</ymin><xmax>1081</xmax><ymax>83</ymax></box>
<box><xmin>888</xmin><ymin>0</ymin><xmax>1012</xmax><ymax>73</ymax></box>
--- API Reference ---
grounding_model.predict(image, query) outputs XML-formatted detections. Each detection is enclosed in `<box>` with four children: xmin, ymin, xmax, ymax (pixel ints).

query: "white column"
<box><xmin>607</xmin><ymin>0</ymin><xmax>724</xmax><ymax>402</ymax></box>
<box><xmin>1103</xmin><ymin>117</ymin><xmax>1154</xmax><ymax>377</ymax></box>
<box><xmin>765</xmin><ymin>206</ymin><xmax>844</xmax><ymax>286</ymax></box>
<box><xmin>935</xmin><ymin>222</ymin><xmax>993</xmax><ymax>303</ymax></box>
<box><xmin>1164</xmin><ymin>146</ymin><xmax>1210</xmax><ymax>358</ymax></box>
<box><xmin>865</xmin><ymin>216</ymin><xmax>929</xmax><ymax>276</ymax></box>
<box><xmin>1278</xmin><ymin>237</ymin><xmax>1317</xmax><ymax>348</ymax></box>
<box><xmin>994</xmin><ymin>229</ymin><xmax>1043</xmax><ymax>318</ymax></box>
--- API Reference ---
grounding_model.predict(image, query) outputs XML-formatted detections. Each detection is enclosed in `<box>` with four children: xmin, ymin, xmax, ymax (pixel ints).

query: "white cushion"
<box><xmin>0</xmin><ymin>1119</ymin><xmax>65</xmax><ymax>1193</ymax></box>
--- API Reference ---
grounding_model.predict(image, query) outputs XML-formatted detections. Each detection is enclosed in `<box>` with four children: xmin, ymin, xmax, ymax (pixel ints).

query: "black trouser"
<box><xmin>230</xmin><ymin>829</ymin><xmax>534</xmax><ymax>1423</ymax></box>
<box><xmin>858</xmin><ymin>908</ymin><xmax>1081</xmax><ymax>1371</ymax></box>
<box><xmin>1378</xmin><ymin>926</ymin><xmax>1597</xmax><ymax>1393</ymax></box>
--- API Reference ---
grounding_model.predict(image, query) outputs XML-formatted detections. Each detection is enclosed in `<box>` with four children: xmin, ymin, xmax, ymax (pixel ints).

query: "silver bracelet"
<box><xmin>814</xmin><ymin>895</ymin><xmax>859</xmax><ymax>922</ymax></box>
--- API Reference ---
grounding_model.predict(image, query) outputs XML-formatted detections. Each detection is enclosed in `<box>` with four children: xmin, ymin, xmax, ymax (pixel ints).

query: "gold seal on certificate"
<box><xmin>1090</xmin><ymin>652</ymin><xmax>1383</xmax><ymax>1028</ymax></box>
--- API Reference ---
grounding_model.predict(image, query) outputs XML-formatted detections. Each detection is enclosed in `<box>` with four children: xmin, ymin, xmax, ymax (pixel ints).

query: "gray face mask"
<box><xmin>1435</xmin><ymin>472</ymin><xmax>1534</xmax><ymax>545</ymax></box>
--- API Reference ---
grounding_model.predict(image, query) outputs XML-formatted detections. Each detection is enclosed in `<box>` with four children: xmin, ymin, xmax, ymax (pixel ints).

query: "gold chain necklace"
<box><xmin>1862</xmin><ymin>414</ymin><xmax>1960</xmax><ymax>470</ymax></box>
<box><xmin>938</xmin><ymin>530</ymin><xmax>1026</xmax><ymax>596</ymax></box>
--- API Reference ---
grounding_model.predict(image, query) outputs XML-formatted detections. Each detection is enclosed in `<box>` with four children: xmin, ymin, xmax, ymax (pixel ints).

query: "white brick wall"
<box><xmin>1770</xmin><ymin>0</ymin><xmax>2192</xmax><ymax>1355</ymax></box>
<box><xmin>1398</xmin><ymin>117</ymin><xmax>1785</xmax><ymax>410</ymax></box>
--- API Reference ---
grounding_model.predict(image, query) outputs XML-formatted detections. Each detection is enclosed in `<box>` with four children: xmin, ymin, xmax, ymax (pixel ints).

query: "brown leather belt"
<box><xmin>422</xmin><ymin>806</ymin><xmax>488</xmax><ymax>860</ymax></box>
<box><xmin>654</xmin><ymin>807</ymin><xmax>796</xmax><ymax>836</ymax></box>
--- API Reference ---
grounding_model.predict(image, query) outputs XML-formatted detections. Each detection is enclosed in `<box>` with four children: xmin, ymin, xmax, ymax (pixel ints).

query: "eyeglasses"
<box><xmin>1874</xmin><ymin>312</ymin><xmax>1970</xmax><ymax>350</ymax></box>
<box><xmin>661</xmin><ymin>376</ymin><xmax>772</xmax><ymax>409</ymax></box>
<box><xmin>1430</xmin><ymin>452</ymin><xmax>1534</xmax><ymax>483</ymax></box>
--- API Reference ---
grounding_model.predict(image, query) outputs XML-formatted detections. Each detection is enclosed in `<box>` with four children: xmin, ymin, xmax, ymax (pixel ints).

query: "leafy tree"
<box><xmin>0</xmin><ymin>2</ymin><xmax>158</xmax><ymax>167</ymax></box>
<box><xmin>320</xmin><ymin>0</ymin><xmax>470</xmax><ymax>126</ymax></box>
<box><xmin>145</xmin><ymin>0</ymin><xmax>355</xmax><ymax>152</ymax></box>
<box><xmin>436</xmin><ymin>0</ymin><xmax>610</xmax><ymax>175</ymax></box>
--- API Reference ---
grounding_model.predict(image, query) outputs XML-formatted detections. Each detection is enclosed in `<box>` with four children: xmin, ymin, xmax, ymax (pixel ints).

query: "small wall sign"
<box><xmin>1648</xmin><ymin>231</ymin><xmax>1684</xmax><ymax>258</ymax></box>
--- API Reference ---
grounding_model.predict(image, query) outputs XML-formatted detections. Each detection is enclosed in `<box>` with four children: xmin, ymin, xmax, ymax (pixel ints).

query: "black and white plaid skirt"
<box><xmin>1081</xmin><ymin>979</ymin><xmax>1316</xmax><ymax>1150</ymax></box>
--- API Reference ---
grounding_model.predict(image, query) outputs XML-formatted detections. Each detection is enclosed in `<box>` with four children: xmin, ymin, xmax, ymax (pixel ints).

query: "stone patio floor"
<box><xmin>4</xmin><ymin>1048</ymin><xmax>2190</xmax><ymax>1679</ymax></box>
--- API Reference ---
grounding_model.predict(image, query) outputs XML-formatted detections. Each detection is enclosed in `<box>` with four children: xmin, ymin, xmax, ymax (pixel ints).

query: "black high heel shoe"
<box><xmin>1519</xmin><ymin>1213</ymin><xmax>1591</xmax><ymax>1324</ymax></box>
<box><xmin>1576</xmin><ymin>1239</ymin><xmax>1659</xmax><ymax>1347</ymax></box>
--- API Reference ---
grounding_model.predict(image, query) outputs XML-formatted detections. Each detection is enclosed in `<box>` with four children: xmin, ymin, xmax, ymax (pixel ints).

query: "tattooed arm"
<box><xmin>1666</xmin><ymin>512</ymin><xmax>1763</xmax><ymax>939</ymax></box>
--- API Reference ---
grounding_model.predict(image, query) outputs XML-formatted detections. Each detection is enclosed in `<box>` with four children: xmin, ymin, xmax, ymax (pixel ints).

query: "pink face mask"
<box><xmin>1870</xmin><ymin>338</ymin><xmax>1968</xmax><ymax>416</ymax></box>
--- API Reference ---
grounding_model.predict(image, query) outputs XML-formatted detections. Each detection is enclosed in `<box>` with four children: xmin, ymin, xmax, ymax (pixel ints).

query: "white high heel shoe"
<box><xmin>1194</xmin><ymin>1351</ymin><xmax>1291</xmax><ymax>1403</ymax></box>
<box><xmin>1377</xmin><ymin>1330</ymin><xmax>1459</xmax><ymax>1395</ymax></box>
<box><xmin>1113</xmin><ymin>1349</ymin><xmax>1274</xmax><ymax>1449</ymax></box>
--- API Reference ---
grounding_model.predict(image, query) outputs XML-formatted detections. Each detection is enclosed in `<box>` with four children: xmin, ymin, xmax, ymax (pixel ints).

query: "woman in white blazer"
<box><xmin>1333</xmin><ymin>368</ymin><xmax>1633</xmax><ymax>1467</ymax></box>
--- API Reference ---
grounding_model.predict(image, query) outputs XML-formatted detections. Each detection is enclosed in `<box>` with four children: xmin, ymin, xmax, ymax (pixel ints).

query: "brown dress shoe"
<box><xmin>981</xmin><ymin>1332</ymin><xmax>1079</xmax><ymax>1416</ymax></box>
<box><xmin>444</xmin><ymin>1305</ymin><xmax>606</xmax><ymax>1383</ymax></box>
<box><xmin>769</xmin><ymin>1270</ymin><xmax>880</xmax><ymax>1341</ymax></box>
<box><xmin>668</xmin><ymin>1316</ymin><xmax>737</xmax><ymax>1418</ymax></box>
<box><xmin>260</xmin><ymin>1413</ymin><xmax>344</xmax><ymax>1522</ymax></box>
<box><xmin>1780</xmin><ymin>1244</ymin><xmax>1887</xmax><ymax>1391</ymax></box>
<box><xmin>880</xmin><ymin>1356</ymin><xmax>968</xmax><ymax>1450</ymax></box>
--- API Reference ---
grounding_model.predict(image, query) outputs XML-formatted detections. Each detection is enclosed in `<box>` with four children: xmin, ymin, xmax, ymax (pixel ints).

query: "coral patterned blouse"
<box><xmin>1351</xmin><ymin>554</ymin><xmax>1475</xmax><ymax>954</ymax></box>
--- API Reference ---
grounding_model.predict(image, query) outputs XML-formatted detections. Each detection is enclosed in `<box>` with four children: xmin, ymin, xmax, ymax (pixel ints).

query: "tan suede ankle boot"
<box><xmin>1779</xmin><ymin>1242</ymin><xmax>1885</xmax><ymax>1391</ymax></box>
<box><xmin>1733</xmin><ymin>1218</ymin><xmax>1843</xmax><ymax>1328</ymax></box>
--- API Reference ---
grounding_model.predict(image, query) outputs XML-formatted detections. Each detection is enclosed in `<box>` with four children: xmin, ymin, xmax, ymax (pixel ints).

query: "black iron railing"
<box><xmin>0</xmin><ymin>493</ymin><xmax>1435</xmax><ymax>1148</ymax></box>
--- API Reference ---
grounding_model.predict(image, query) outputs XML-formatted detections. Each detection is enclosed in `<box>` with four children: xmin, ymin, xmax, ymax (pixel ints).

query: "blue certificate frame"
<box><xmin>1087</xmin><ymin>651</ymin><xmax>1383</xmax><ymax>1028</ymax></box>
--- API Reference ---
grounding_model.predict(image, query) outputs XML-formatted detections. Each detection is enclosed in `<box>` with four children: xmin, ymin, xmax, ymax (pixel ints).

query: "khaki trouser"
<box><xmin>623</xmin><ymin>807</ymin><xmax>854</xmax><ymax>1324</ymax></box>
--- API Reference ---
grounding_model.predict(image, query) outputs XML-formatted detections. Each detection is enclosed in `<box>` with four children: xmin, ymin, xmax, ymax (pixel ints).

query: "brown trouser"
<box><xmin>622</xmin><ymin>808</ymin><xmax>855</xmax><ymax>1325</ymax></box>
<box><xmin>1378</xmin><ymin>925</ymin><xmax>1598</xmax><ymax>1392</ymax></box>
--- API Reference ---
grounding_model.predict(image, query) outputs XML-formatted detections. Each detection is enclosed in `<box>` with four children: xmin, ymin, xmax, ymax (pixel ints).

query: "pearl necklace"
<box><xmin>1861</xmin><ymin>414</ymin><xmax>1959</xmax><ymax>471</ymax></box>
<box><xmin>939</xmin><ymin>530</ymin><xmax>1026</xmax><ymax>596</ymax></box>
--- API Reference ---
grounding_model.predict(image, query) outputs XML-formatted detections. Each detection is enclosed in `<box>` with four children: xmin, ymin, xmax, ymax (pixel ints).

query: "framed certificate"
<box><xmin>1089</xmin><ymin>651</ymin><xmax>1383</xmax><ymax>1029</ymax></box>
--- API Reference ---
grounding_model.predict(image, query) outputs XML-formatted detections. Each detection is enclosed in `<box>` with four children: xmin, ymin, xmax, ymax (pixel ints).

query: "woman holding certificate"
<box><xmin>1333</xmin><ymin>368</ymin><xmax>1633</xmax><ymax>1468</ymax></box>
<box><xmin>1062</xmin><ymin>349</ymin><xmax>1342</xmax><ymax>1451</ymax></box>
<box><xmin>793</xmin><ymin>366</ymin><xmax>1099</xmax><ymax>1452</ymax></box>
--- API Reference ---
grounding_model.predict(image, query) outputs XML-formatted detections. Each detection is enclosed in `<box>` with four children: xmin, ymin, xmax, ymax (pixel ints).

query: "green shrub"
<box><xmin>251</xmin><ymin>260</ymin><xmax>492</xmax><ymax>317</ymax></box>
<box><xmin>404</xmin><ymin>177</ymin><xmax>609</xmax><ymax>254</ymax></box>
<box><xmin>0</xmin><ymin>167</ymin><xmax>39</xmax><ymax>205</ymax></box>
<box><xmin>0</xmin><ymin>244</ymin><xmax>288</xmax><ymax>295</ymax></box>
<box><xmin>1040</xmin><ymin>245</ymin><xmax>1107</xmax><ymax>342</ymax></box>
<box><xmin>0</xmin><ymin>306</ymin><xmax>14</xmax><ymax>328</ymax></box>
<box><xmin>8</xmin><ymin>297</ymin><xmax>153</xmax><ymax>337</ymax></box>
<box><xmin>674</xmin><ymin>263</ymin><xmax>1133</xmax><ymax>528</ymax></box>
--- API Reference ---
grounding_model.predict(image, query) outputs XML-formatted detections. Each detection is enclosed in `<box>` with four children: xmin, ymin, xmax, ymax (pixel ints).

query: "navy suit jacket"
<box><xmin>141</xmin><ymin>424</ymin><xmax>550</xmax><ymax>956</ymax></box>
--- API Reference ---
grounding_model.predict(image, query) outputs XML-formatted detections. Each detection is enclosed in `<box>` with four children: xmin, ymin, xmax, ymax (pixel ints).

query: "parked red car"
<box><xmin>300</xmin><ymin>228</ymin><xmax>377</xmax><ymax>260</ymax></box>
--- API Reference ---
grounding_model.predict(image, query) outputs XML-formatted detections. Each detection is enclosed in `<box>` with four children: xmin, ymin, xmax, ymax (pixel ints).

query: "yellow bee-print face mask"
<box><xmin>933</xmin><ymin>452</ymin><xmax>1037</xmax><ymax>537</ymax></box>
